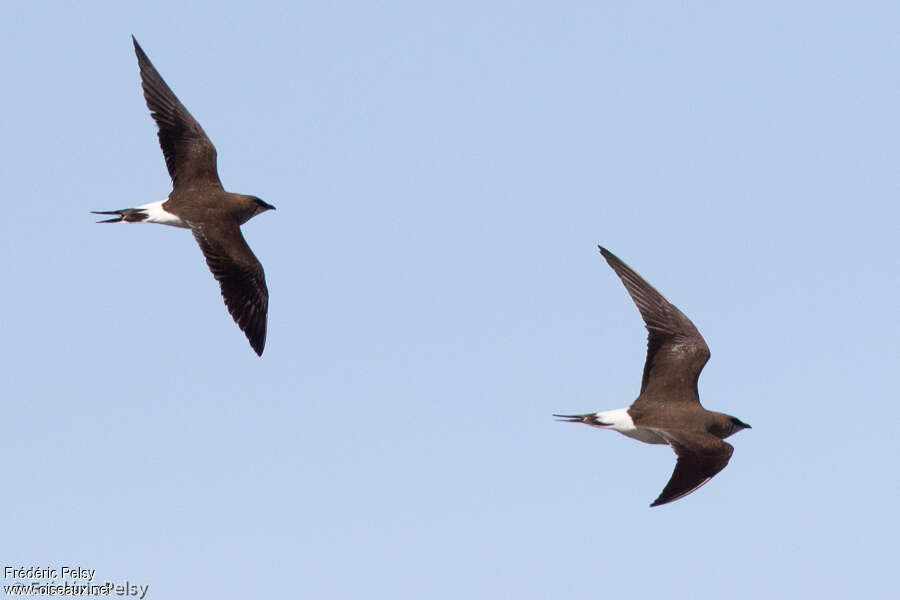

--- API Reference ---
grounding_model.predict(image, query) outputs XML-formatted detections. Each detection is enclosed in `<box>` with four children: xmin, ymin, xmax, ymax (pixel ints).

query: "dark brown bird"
<box><xmin>554</xmin><ymin>246</ymin><xmax>750</xmax><ymax>507</ymax></box>
<box><xmin>93</xmin><ymin>36</ymin><xmax>274</xmax><ymax>356</ymax></box>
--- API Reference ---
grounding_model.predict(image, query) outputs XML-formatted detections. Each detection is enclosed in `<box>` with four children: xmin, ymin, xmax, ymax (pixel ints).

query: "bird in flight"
<box><xmin>93</xmin><ymin>36</ymin><xmax>275</xmax><ymax>356</ymax></box>
<box><xmin>555</xmin><ymin>246</ymin><xmax>750</xmax><ymax>507</ymax></box>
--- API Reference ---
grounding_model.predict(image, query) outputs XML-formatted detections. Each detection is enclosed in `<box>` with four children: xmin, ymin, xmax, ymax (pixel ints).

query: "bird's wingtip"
<box><xmin>250</xmin><ymin>335</ymin><xmax>265</xmax><ymax>356</ymax></box>
<box><xmin>649</xmin><ymin>494</ymin><xmax>674</xmax><ymax>508</ymax></box>
<box><xmin>132</xmin><ymin>35</ymin><xmax>145</xmax><ymax>56</ymax></box>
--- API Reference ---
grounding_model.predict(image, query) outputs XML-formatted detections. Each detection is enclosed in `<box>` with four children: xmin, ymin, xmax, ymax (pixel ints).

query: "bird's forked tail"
<box><xmin>91</xmin><ymin>208</ymin><xmax>149</xmax><ymax>224</ymax></box>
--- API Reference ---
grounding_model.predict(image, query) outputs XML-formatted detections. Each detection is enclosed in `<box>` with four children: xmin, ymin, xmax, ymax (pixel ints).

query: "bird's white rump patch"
<box><xmin>137</xmin><ymin>198</ymin><xmax>189</xmax><ymax>228</ymax></box>
<box><xmin>592</xmin><ymin>407</ymin><xmax>667</xmax><ymax>445</ymax></box>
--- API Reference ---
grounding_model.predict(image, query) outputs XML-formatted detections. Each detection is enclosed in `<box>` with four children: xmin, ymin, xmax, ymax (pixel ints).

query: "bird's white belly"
<box><xmin>137</xmin><ymin>198</ymin><xmax>189</xmax><ymax>228</ymax></box>
<box><xmin>594</xmin><ymin>407</ymin><xmax>668</xmax><ymax>445</ymax></box>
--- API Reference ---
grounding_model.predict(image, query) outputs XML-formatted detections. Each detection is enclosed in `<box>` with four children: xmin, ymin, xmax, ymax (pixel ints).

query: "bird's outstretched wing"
<box><xmin>192</xmin><ymin>223</ymin><xmax>269</xmax><ymax>355</ymax></box>
<box><xmin>599</xmin><ymin>247</ymin><xmax>710</xmax><ymax>402</ymax></box>
<box><xmin>133</xmin><ymin>36</ymin><xmax>222</xmax><ymax>190</ymax></box>
<box><xmin>650</xmin><ymin>430</ymin><xmax>733</xmax><ymax>507</ymax></box>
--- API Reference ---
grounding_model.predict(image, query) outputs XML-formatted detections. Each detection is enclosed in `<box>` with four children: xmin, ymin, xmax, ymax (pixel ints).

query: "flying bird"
<box><xmin>554</xmin><ymin>247</ymin><xmax>750</xmax><ymax>507</ymax></box>
<box><xmin>93</xmin><ymin>36</ymin><xmax>274</xmax><ymax>356</ymax></box>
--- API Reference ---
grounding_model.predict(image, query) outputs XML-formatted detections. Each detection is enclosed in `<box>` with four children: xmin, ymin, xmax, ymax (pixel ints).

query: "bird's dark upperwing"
<box><xmin>192</xmin><ymin>223</ymin><xmax>269</xmax><ymax>356</ymax></box>
<box><xmin>599</xmin><ymin>247</ymin><xmax>710</xmax><ymax>402</ymax></box>
<box><xmin>133</xmin><ymin>36</ymin><xmax>222</xmax><ymax>190</ymax></box>
<box><xmin>650</xmin><ymin>430</ymin><xmax>733</xmax><ymax>507</ymax></box>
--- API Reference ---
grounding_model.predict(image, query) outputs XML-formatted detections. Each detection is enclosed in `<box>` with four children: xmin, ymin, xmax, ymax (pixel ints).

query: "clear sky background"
<box><xmin>2</xmin><ymin>2</ymin><xmax>898</xmax><ymax>598</ymax></box>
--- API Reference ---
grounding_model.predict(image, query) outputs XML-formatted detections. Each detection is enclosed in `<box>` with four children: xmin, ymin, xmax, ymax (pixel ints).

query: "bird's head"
<box><xmin>251</xmin><ymin>196</ymin><xmax>276</xmax><ymax>217</ymax></box>
<box><xmin>236</xmin><ymin>195</ymin><xmax>276</xmax><ymax>224</ymax></box>
<box><xmin>727</xmin><ymin>415</ymin><xmax>752</xmax><ymax>437</ymax></box>
<box><xmin>709</xmin><ymin>413</ymin><xmax>751</xmax><ymax>439</ymax></box>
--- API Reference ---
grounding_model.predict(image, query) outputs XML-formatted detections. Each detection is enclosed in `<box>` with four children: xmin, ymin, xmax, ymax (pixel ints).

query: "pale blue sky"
<box><xmin>2</xmin><ymin>2</ymin><xmax>898</xmax><ymax>598</ymax></box>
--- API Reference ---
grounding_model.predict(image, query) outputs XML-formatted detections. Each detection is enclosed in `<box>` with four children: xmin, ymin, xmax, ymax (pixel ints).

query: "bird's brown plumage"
<box><xmin>192</xmin><ymin>224</ymin><xmax>268</xmax><ymax>356</ymax></box>
<box><xmin>92</xmin><ymin>37</ymin><xmax>273</xmax><ymax>355</ymax></box>
<box><xmin>599</xmin><ymin>246</ymin><xmax>710</xmax><ymax>403</ymax></box>
<box><xmin>648</xmin><ymin>429</ymin><xmax>734</xmax><ymax>507</ymax></box>
<box><xmin>132</xmin><ymin>36</ymin><xmax>222</xmax><ymax>191</ymax></box>
<box><xmin>554</xmin><ymin>247</ymin><xmax>748</xmax><ymax>506</ymax></box>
